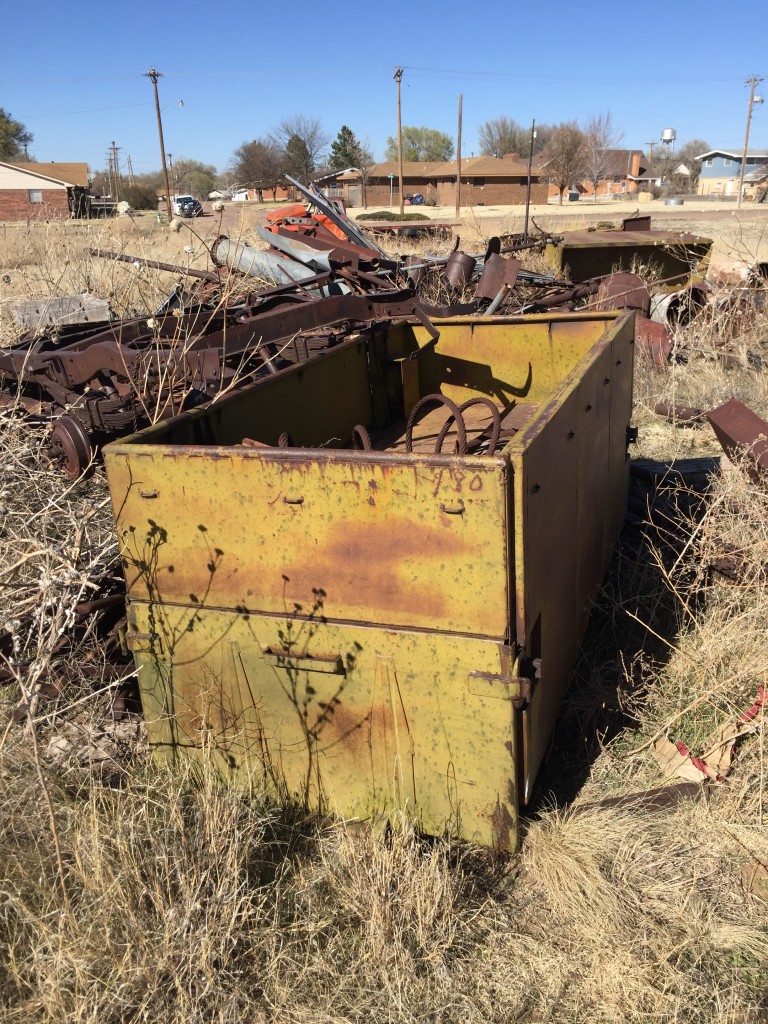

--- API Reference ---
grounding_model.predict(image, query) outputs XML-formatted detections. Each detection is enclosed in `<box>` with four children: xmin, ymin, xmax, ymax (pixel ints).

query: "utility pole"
<box><xmin>394</xmin><ymin>67</ymin><xmax>404</xmax><ymax>216</ymax></box>
<box><xmin>455</xmin><ymin>93</ymin><xmax>463</xmax><ymax>219</ymax></box>
<box><xmin>126</xmin><ymin>155</ymin><xmax>135</xmax><ymax>188</ymax></box>
<box><xmin>645</xmin><ymin>140</ymin><xmax>655</xmax><ymax>168</ymax></box>
<box><xmin>738</xmin><ymin>75</ymin><xmax>765</xmax><ymax>209</ymax></box>
<box><xmin>108</xmin><ymin>140</ymin><xmax>121</xmax><ymax>201</ymax></box>
<box><xmin>145</xmin><ymin>66</ymin><xmax>174</xmax><ymax>222</ymax></box>
<box><xmin>168</xmin><ymin>153</ymin><xmax>174</xmax><ymax>196</ymax></box>
<box><xmin>524</xmin><ymin>119</ymin><xmax>537</xmax><ymax>242</ymax></box>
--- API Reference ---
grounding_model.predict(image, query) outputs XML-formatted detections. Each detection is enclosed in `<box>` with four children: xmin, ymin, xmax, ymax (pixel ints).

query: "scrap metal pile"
<box><xmin>0</xmin><ymin>175</ymin><xmax>757</xmax><ymax>479</ymax></box>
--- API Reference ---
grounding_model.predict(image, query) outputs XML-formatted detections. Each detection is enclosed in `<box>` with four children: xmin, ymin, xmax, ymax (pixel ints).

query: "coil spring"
<box><xmin>435</xmin><ymin>396</ymin><xmax>502</xmax><ymax>456</ymax></box>
<box><xmin>405</xmin><ymin>394</ymin><xmax>468</xmax><ymax>455</ymax></box>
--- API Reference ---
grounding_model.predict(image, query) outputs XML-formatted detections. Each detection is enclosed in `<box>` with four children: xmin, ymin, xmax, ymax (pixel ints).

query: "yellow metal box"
<box><xmin>105</xmin><ymin>311</ymin><xmax>635</xmax><ymax>851</ymax></box>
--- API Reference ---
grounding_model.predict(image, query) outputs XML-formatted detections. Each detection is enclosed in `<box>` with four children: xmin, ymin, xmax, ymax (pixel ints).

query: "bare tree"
<box><xmin>670</xmin><ymin>138</ymin><xmax>710</xmax><ymax>193</ymax></box>
<box><xmin>269</xmin><ymin>115</ymin><xmax>329</xmax><ymax>184</ymax></box>
<box><xmin>230</xmin><ymin>138</ymin><xmax>284</xmax><ymax>200</ymax></box>
<box><xmin>544</xmin><ymin>122</ymin><xmax>587</xmax><ymax>205</ymax></box>
<box><xmin>478</xmin><ymin>117</ymin><xmax>553</xmax><ymax>159</ymax></box>
<box><xmin>478</xmin><ymin>116</ymin><xmax>527</xmax><ymax>157</ymax></box>
<box><xmin>582</xmin><ymin>113</ymin><xmax>623</xmax><ymax>202</ymax></box>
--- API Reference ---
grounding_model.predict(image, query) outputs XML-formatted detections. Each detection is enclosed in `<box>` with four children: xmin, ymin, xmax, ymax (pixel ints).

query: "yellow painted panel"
<box><xmin>129</xmin><ymin>603</ymin><xmax>520</xmax><ymax>850</ymax></box>
<box><xmin>108</xmin><ymin>452</ymin><xmax>511</xmax><ymax>639</ymax></box>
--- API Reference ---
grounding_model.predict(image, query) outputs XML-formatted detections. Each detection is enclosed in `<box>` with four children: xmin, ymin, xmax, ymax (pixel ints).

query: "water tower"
<box><xmin>661</xmin><ymin>128</ymin><xmax>677</xmax><ymax>155</ymax></box>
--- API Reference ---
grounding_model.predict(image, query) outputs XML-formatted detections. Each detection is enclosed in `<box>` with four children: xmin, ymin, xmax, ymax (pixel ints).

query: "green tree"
<box><xmin>172</xmin><ymin>158</ymin><xmax>217</xmax><ymax>198</ymax></box>
<box><xmin>0</xmin><ymin>108</ymin><xmax>33</xmax><ymax>161</ymax></box>
<box><xmin>330</xmin><ymin>125</ymin><xmax>363</xmax><ymax>170</ymax></box>
<box><xmin>284</xmin><ymin>134</ymin><xmax>313</xmax><ymax>184</ymax></box>
<box><xmin>120</xmin><ymin>184</ymin><xmax>159</xmax><ymax>210</ymax></box>
<box><xmin>384</xmin><ymin>126</ymin><xmax>454</xmax><ymax>163</ymax></box>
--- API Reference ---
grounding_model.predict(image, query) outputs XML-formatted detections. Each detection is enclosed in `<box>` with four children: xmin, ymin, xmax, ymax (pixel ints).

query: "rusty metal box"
<box><xmin>104</xmin><ymin>311</ymin><xmax>635</xmax><ymax>850</ymax></box>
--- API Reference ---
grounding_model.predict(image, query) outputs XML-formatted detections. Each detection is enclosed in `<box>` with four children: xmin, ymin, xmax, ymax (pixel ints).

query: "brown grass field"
<box><xmin>0</xmin><ymin>207</ymin><xmax>766</xmax><ymax>1023</ymax></box>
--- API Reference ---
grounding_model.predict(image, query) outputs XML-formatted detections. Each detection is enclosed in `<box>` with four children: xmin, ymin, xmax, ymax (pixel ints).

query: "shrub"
<box><xmin>356</xmin><ymin>210</ymin><xmax>431</xmax><ymax>222</ymax></box>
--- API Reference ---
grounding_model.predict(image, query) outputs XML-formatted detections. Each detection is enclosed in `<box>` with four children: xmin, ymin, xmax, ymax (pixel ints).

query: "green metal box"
<box><xmin>104</xmin><ymin>311</ymin><xmax>635</xmax><ymax>851</ymax></box>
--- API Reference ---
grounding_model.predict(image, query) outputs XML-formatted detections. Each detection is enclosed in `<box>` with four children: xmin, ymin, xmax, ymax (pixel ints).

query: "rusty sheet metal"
<box><xmin>594</xmin><ymin>272</ymin><xmax>650</xmax><ymax>315</ymax></box>
<box><xmin>444</xmin><ymin>251</ymin><xmax>477</xmax><ymax>290</ymax></box>
<box><xmin>474</xmin><ymin>253</ymin><xmax>521</xmax><ymax>301</ymax></box>
<box><xmin>635</xmin><ymin>315</ymin><xmax>673</xmax><ymax>366</ymax></box>
<box><xmin>545</xmin><ymin>230</ymin><xmax>712</xmax><ymax>283</ymax></box>
<box><xmin>654</xmin><ymin>402</ymin><xmax>705</xmax><ymax>423</ymax></box>
<box><xmin>105</xmin><ymin>311</ymin><xmax>635</xmax><ymax>850</ymax></box>
<box><xmin>112</xmin><ymin>447</ymin><xmax>510</xmax><ymax>638</ymax></box>
<box><xmin>707</xmin><ymin>398</ymin><xmax>768</xmax><ymax>478</ymax></box>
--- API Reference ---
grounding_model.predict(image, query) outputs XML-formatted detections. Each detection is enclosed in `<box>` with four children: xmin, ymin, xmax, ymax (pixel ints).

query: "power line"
<box><xmin>400</xmin><ymin>64</ymin><xmax>754</xmax><ymax>85</ymax></box>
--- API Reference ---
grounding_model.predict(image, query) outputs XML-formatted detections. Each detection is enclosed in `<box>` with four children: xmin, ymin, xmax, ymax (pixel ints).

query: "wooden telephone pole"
<box><xmin>737</xmin><ymin>75</ymin><xmax>765</xmax><ymax>210</ymax></box>
<box><xmin>455</xmin><ymin>94</ymin><xmax>463</xmax><ymax>218</ymax></box>
<box><xmin>394</xmin><ymin>67</ymin><xmax>404</xmax><ymax>216</ymax></box>
<box><xmin>145</xmin><ymin>67</ymin><xmax>174</xmax><ymax>221</ymax></box>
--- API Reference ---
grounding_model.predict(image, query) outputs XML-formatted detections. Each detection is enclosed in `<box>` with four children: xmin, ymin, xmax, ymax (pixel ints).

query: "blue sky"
<box><xmin>3</xmin><ymin>0</ymin><xmax>766</xmax><ymax>178</ymax></box>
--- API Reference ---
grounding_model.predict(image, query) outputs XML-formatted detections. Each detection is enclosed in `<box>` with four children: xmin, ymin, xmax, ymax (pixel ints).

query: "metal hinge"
<box><xmin>125</xmin><ymin>630</ymin><xmax>163</xmax><ymax>654</ymax></box>
<box><xmin>467</xmin><ymin>671</ymin><xmax>532</xmax><ymax>709</ymax></box>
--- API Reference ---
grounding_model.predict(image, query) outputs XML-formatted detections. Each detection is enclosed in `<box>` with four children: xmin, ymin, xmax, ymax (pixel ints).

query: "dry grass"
<box><xmin>1</xmin><ymin>216</ymin><xmax>767</xmax><ymax>1022</ymax></box>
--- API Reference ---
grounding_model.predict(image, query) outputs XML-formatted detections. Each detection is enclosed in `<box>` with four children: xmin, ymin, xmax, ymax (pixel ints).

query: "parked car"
<box><xmin>178</xmin><ymin>198</ymin><xmax>203</xmax><ymax>218</ymax></box>
<box><xmin>170</xmin><ymin>194</ymin><xmax>195</xmax><ymax>215</ymax></box>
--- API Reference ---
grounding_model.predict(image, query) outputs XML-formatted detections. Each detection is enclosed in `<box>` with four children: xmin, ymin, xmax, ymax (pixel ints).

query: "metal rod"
<box><xmin>88</xmin><ymin>249</ymin><xmax>219</xmax><ymax>281</ymax></box>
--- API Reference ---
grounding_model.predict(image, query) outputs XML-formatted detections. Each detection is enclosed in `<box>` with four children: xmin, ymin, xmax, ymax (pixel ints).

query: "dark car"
<box><xmin>178</xmin><ymin>198</ymin><xmax>203</xmax><ymax>218</ymax></box>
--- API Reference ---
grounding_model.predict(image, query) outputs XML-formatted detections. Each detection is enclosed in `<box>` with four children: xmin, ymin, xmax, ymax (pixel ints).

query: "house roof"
<box><xmin>426</xmin><ymin>156</ymin><xmax>532</xmax><ymax>178</ymax></box>
<box><xmin>695</xmin><ymin>149</ymin><xmax>768</xmax><ymax>161</ymax></box>
<box><xmin>596</xmin><ymin>149</ymin><xmax>647</xmax><ymax>176</ymax></box>
<box><xmin>337</xmin><ymin>162</ymin><xmax>445</xmax><ymax>181</ymax></box>
<box><xmin>15</xmin><ymin>162</ymin><xmax>90</xmax><ymax>187</ymax></box>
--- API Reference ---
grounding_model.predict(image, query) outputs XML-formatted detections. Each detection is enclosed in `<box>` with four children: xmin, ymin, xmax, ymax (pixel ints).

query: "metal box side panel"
<box><xmin>510</xmin><ymin>314</ymin><xmax>635</xmax><ymax>798</ymax></box>
<box><xmin>128</xmin><ymin>604</ymin><xmax>521</xmax><ymax>851</ymax></box>
<box><xmin>107</xmin><ymin>452</ymin><xmax>511</xmax><ymax>640</ymax></box>
<box><xmin>408</xmin><ymin>315</ymin><xmax>620</xmax><ymax>409</ymax></box>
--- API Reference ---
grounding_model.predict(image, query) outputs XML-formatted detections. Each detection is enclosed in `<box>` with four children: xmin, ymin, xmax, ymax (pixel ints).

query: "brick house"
<box><xmin>579</xmin><ymin>149</ymin><xmax>647</xmax><ymax>197</ymax></box>
<box><xmin>0</xmin><ymin>161</ymin><xmax>91</xmax><ymax>220</ymax></box>
<box><xmin>543</xmin><ymin>150</ymin><xmax>649</xmax><ymax>200</ymax></box>
<box><xmin>338</xmin><ymin>157</ymin><xmax>547</xmax><ymax>208</ymax></box>
<box><xmin>337</xmin><ymin>162</ymin><xmax>444</xmax><ymax>207</ymax></box>
<box><xmin>427</xmin><ymin>156</ymin><xmax>548</xmax><ymax>206</ymax></box>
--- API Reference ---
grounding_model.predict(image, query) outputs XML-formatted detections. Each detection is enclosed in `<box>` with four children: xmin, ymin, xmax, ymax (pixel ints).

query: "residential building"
<box><xmin>0</xmin><ymin>161</ymin><xmax>91</xmax><ymax>221</ymax></box>
<box><xmin>696</xmin><ymin>149</ymin><xmax>768</xmax><ymax>197</ymax></box>
<box><xmin>337</xmin><ymin>157</ymin><xmax>547</xmax><ymax>208</ymax></box>
<box><xmin>337</xmin><ymin>162</ymin><xmax>444</xmax><ymax>208</ymax></box>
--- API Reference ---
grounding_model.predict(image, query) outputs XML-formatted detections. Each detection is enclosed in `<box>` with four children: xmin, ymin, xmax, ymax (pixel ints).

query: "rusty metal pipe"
<box><xmin>210</xmin><ymin>236</ymin><xmax>349</xmax><ymax>297</ymax></box>
<box><xmin>89</xmin><ymin>248</ymin><xmax>219</xmax><ymax>282</ymax></box>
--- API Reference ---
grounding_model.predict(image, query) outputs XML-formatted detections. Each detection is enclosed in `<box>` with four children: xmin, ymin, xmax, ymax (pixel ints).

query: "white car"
<box><xmin>171</xmin><ymin>194</ymin><xmax>196</xmax><ymax>216</ymax></box>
